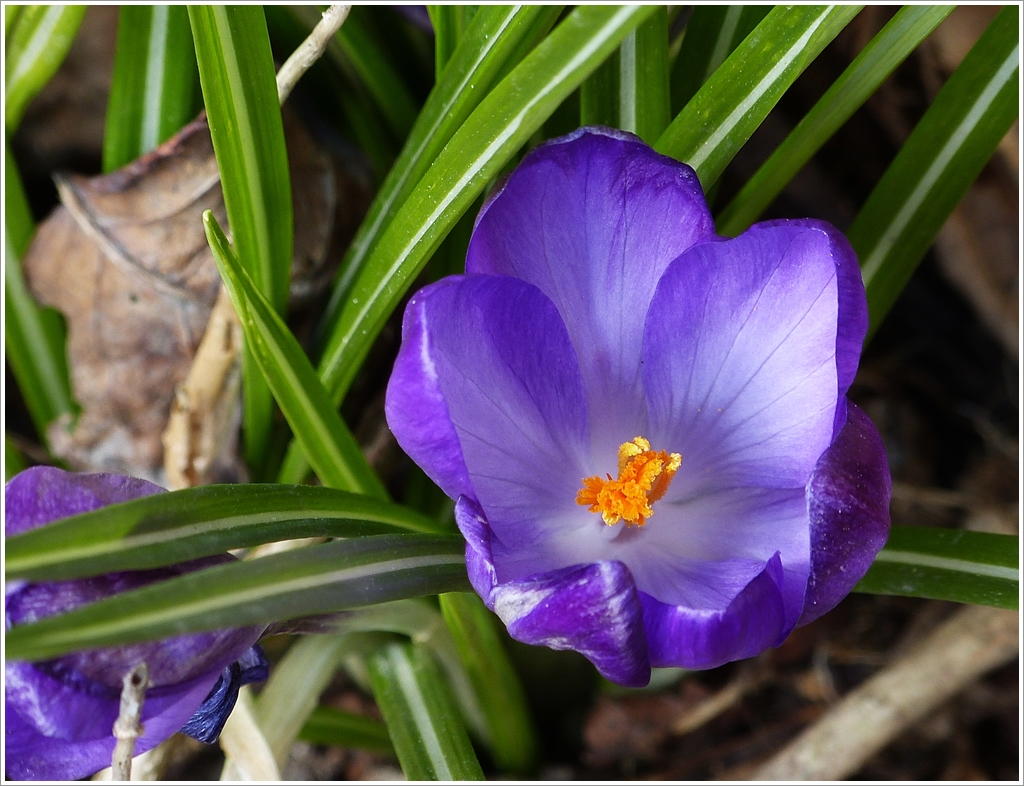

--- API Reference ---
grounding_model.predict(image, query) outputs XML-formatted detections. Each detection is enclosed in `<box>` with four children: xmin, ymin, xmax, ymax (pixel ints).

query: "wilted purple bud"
<box><xmin>386</xmin><ymin>127</ymin><xmax>891</xmax><ymax>687</ymax></box>
<box><xmin>5</xmin><ymin>467</ymin><xmax>267</xmax><ymax>781</ymax></box>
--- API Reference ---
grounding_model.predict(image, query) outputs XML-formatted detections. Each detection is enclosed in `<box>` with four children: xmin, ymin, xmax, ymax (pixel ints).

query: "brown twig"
<box><xmin>750</xmin><ymin>605</ymin><xmax>1019</xmax><ymax>780</ymax></box>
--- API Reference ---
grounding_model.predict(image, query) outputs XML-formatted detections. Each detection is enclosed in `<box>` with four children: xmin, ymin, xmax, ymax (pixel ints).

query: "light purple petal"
<box><xmin>455</xmin><ymin>497</ymin><xmax>649</xmax><ymax>685</ymax></box>
<box><xmin>643</xmin><ymin>223</ymin><xmax>841</xmax><ymax>492</ymax></box>
<box><xmin>493</xmin><ymin>561</ymin><xmax>650</xmax><ymax>687</ymax></box>
<box><xmin>798</xmin><ymin>401</ymin><xmax>892</xmax><ymax>625</ymax></box>
<box><xmin>641</xmin><ymin>553</ymin><xmax>788</xmax><ymax>670</ymax></box>
<box><xmin>752</xmin><ymin>218</ymin><xmax>868</xmax><ymax>436</ymax></box>
<box><xmin>386</xmin><ymin>284</ymin><xmax>474</xmax><ymax>501</ymax></box>
<box><xmin>467</xmin><ymin>127</ymin><xmax>715</xmax><ymax>455</ymax></box>
<box><xmin>386</xmin><ymin>275</ymin><xmax>590</xmax><ymax>555</ymax></box>
<box><xmin>5</xmin><ymin>668</ymin><xmax>221</xmax><ymax>781</ymax></box>
<box><xmin>453</xmin><ymin>495</ymin><xmax>498</xmax><ymax>602</ymax></box>
<box><xmin>5</xmin><ymin>466</ymin><xmax>164</xmax><ymax>537</ymax></box>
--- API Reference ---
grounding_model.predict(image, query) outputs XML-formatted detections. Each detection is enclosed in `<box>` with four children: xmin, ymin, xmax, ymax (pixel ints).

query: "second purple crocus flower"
<box><xmin>386</xmin><ymin>127</ymin><xmax>891</xmax><ymax>686</ymax></box>
<box><xmin>5</xmin><ymin>467</ymin><xmax>268</xmax><ymax>781</ymax></box>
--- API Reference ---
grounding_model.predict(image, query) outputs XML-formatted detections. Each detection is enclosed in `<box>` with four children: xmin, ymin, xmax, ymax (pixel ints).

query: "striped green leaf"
<box><xmin>657</xmin><ymin>5</ymin><xmax>862</xmax><ymax>188</ymax></box>
<box><xmin>856</xmin><ymin>526</ymin><xmax>1018</xmax><ymax>610</ymax></box>
<box><xmin>4</xmin><ymin>142</ymin><xmax>75</xmax><ymax>441</ymax></box>
<box><xmin>849</xmin><ymin>5</ymin><xmax>1020</xmax><ymax>337</ymax></box>
<box><xmin>204</xmin><ymin>212</ymin><xmax>386</xmax><ymax>499</ymax></box>
<box><xmin>5</xmin><ymin>4</ymin><xmax>86</xmax><ymax>132</ymax></box>
<box><xmin>369</xmin><ymin>641</ymin><xmax>486</xmax><ymax>780</ymax></box>
<box><xmin>441</xmin><ymin>592</ymin><xmax>537</xmax><ymax>775</ymax></box>
<box><xmin>103</xmin><ymin>5</ymin><xmax>201</xmax><ymax>172</ymax></box>
<box><xmin>718</xmin><ymin>5</ymin><xmax>954</xmax><ymax>236</ymax></box>
<box><xmin>189</xmin><ymin>5</ymin><xmax>292</xmax><ymax>470</ymax></box>
<box><xmin>428</xmin><ymin>5</ymin><xmax>478</xmax><ymax>79</ymax></box>
<box><xmin>619</xmin><ymin>7</ymin><xmax>670</xmax><ymax>144</ymax></box>
<box><xmin>669</xmin><ymin>5</ymin><xmax>769</xmax><ymax>116</ymax></box>
<box><xmin>6</xmin><ymin>534</ymin><xmax>469</xmax><ymax>662</ymax></box>
<box><xmin>5</xmin><ymin>483</ymin><xmax>440</xmax><ymax>581</ymax></box>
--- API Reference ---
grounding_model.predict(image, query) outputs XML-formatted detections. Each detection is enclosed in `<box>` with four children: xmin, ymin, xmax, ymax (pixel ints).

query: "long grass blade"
<box><xmin>657</xmin><ymin>5</ymin><xmax>862</xmax><ymax>188</ymax></box>
<box><xmin>369</xmin><ymin>641</ymin><xmax>486</xmax><ymax>780</ymax></box>
<box><xmin>6</xmin><ymin>483</ymin><xmax>440</xmax><ymax>581</ymax></box>
<box><xmin>5</xmin><ymin>5</ymin><xmax>86</xmax><ymax>132</ymax></box>
<box><xmin>6</xmin><ymin>534</ymin><xmax>469</xmax><ymax>662</ymax></box>
<box><xmin>204</xmin><ymin>213</ymin><xmax>386</xmax><ymax>499</ymax></box>
<box><xmin>717</xmin><ymin>5</ymin><xmax>955</xmax><ymax>236</ymax></box>
<box><xmin>856</xmin><ymin>527</ymin><xmax>1018</xmax><ymax>610</ymax></box>
<box><xmin>103</xmin><ymin>5</ymin><xmax>200</xmax><ymax>172</ymax></box>
<box><xmin>849</xmin><ymin>5</ymin><xmax>1020</xmax><ymax>336</ymax></box>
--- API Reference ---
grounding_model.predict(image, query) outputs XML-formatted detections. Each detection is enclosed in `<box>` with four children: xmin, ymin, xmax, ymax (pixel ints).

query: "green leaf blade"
<box><xmin>369</xmin><ymin>641</ymin><xmax>486</xmax><ymax>780</ymax></box>
<box><xmin>657</xmin><ymin>4</ymin><xmax>862</xmax><ymax>188</ymax></box>
<box><xmin>5</xmin><ymin>143</ymin><xmax>75</xmax><ymax>440</ymax></box>
<box><xmin>204</xmin><ymin>213</ymin><xmax>387</xmax><ymax>499</ymax></box>
<box><xmin>6</xmin><ymin>483</ymin><xmax>441</xmax><ymax>581</ymax></box>
<box><xmin>5</xmin><ymin>5</ymin><xmax>86</xmax><ymax>132</ymax></box>
<box><xmin>849</xmin><ymin>5</ymin><xmax>1020</xmax><ymax>337</ymax></box>
<box><xmin>6</xmin><ymin>534</ymin><xmax>470</xmax><ymax>662</ymax></box>
<box><xmin>856</xmin><ymin>527</ymin><xmax>1018</xmax><ymax>610</ymax></box>
<box><xmin>103</xmin><ymin>5</ymin><xmax>201</xmax><ymax>172</ymax></box>
<box><xmin>717</xmin><ymin>5</ymin><xmax>955</xmax><ymax>236</ymax></box>
<box><xmin>440</xmin><ymin>592</ymin><xmax>537</xmax><ymax>775</ymax></box>
<box><xmin>190</xmin><ymin>5</ymin><xmax>293</xmax><ymax>469</ymax></box>
<box><xmin>619</xmin><ymin>7</ymin><xmax>670</xmax><ymax>144</ymax></box>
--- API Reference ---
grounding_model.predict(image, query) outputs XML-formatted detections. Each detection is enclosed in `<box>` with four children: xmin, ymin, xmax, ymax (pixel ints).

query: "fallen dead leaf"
<box><xmin>23</xmin><ymin>110</ymin><xmax>371</xmax><ymax>484</ymax></box>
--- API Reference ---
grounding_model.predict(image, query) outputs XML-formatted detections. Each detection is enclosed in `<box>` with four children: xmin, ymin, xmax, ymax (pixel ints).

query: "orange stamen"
<box><xmin>576</xmin><ymin>437</ymin><xmax>681</xmax><ymax>527</ymax></box>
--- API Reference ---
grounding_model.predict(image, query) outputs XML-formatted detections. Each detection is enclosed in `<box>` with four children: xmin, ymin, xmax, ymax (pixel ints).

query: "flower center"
<box><xmin>576</xmin><ymin>436</ymin><xmax>682</xmax><ymax>527</ymax></box>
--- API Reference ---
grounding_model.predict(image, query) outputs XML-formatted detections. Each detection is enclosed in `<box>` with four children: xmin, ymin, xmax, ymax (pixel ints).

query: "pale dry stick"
<box><xmin>162</xmin><ymin>286</ymin><xmax>243</xmax><ymax>489</ymax></box>
<box><xmin>111</xmin><ymin>663</ymin><xmax>150</xmax><ymax>781</ymax></box>
<box><xmin>751</xmin><ymin>604</ymin><xmax>1019</xmax><ymax>781</ymax></box>
<box><xmin>218</xmin><ymin>686</ymin><xmax>281</xmax><ymax>781</ymax></box>
<box><xmin>276</xmin><ymin>4</ymin><xmax>351</xmax><ymax>104</ymax></box>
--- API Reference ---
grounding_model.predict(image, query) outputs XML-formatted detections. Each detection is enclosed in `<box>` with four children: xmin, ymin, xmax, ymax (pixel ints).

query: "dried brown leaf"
<box><xmin>23</xmin><ymin>112</ymin><xmax>371</xmax><ymax>483</ymax></box>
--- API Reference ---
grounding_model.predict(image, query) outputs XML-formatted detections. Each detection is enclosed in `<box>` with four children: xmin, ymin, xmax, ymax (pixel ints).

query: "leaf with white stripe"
<box><xmin>849</xmin><ymin>5</ymin><xmax>1019</xmax><ymax>336</ymax></box>
<box><xmin>5</xmin><ymin>484</ymin><xmax>441</xmax><ymax>581</ymax></box>
<box><xmin>855</xmin><ymin>526</ymin><xmax>1018</xmax><ymax>610</ymax></box>
<box><xmin>6</xmin><ymin>534</ymin><xmax>469</xmax><ymax>662</ymax></box>
<box><xmin>369</xmin><ymin>641</ymin><xmax>485</xmax><ymax>780</ymax></box>
<box><xmin>102</xmin><ymin>5</ymin><xmax>200</xmax><ymax>172</ymax></box>
<box><xmin>656</xmin><ymin>4</ymin><xmax>861</xmax><ymax>188</ymax></box>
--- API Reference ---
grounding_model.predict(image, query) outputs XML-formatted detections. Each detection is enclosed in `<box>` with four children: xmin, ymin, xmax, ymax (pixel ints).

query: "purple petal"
<box><xmin>798</xmin><ymin>402</ymin><xmax>892</xmax><ymax>625</ymax></box>
<box><xmin>467</xmin><ymin>127</ymin><xmax>715</xmax><ymax>454</ymax></box>
<box><xmin>641</xmin><ymin>553</ymin><xmax>788</xmax><ymax>670</ymax></box>
<box><xmin>643</xmin><ymin>223</ymin><xmax>841</xmax><ymax>492</ymax></box>
<box><xmin>386</xmin><ymin>275</ymin><xmax>590</xmax><ymax>554</ymax></box>
<box><xmin>180</xmin><ymin>645</ymin><xmax>268</xmax><ymax>744</ymax></box>
<box><xmin>453</xmin><ymin>496</ymin><xmax>498</xmax><ymax>601</ymax></box>
<box><xmin>493</xmin><ymin>561</ymin><xmax>650</xmax><ymax>687</ymax></box>
<box><xmin>454</xmin><ymin>497</ymin><xmax>649</xmax><ymax>686</ymax></box>
<box><xmin>752</xmin><ymin>218</ymin><xmax>868</xmax><ymax>435</ymax></box>
<box><xmin>5</xmin><ymin>466</ymin><xmax>163</xmax><ymax>537</ymax></box>
<box><xmin>5</xmin><ymin>668</ymin><xmax>221</xmax><ymax>781</ymax></box>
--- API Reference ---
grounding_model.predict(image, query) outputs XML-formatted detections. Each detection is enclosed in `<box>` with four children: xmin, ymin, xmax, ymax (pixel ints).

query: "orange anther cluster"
<box><xmin>576</xmin><ymin>437</ymin><xmax>682</xmax><ymax>527</ymax></box>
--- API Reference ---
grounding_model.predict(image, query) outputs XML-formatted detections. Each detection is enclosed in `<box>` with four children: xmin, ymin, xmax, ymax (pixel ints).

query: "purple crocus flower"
<box><xmin>385</xmin><ymin>127</ymin><xmax>891</xmax><ymax>687</ymax></box>
<box><xmin>5</xmin><ymin>466</ymin><xmax>268</xmax><ymax>781</ymax></box>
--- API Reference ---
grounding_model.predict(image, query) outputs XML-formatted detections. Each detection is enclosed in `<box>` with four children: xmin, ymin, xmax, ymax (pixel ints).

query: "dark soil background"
<box><xmin>7</xmin><ymin>6</ymin><xmax>1019</xmax><ymax>781</ymax></box>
